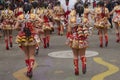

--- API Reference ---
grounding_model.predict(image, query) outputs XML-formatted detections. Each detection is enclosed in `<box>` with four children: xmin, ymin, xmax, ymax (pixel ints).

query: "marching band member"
<box><xmin>66</xmin><ymin>5</ymin><xmax>90</xmax><ymax>75</ymax></box>
<box><xmin>94</xmin><ymin>1</ymin><xmax>110</xmax><ymax>47</ymax></box>
<box><xmin>15</xmin><ymin>3</ymin><xmax>40</xmax><ymax>78</ymax></box>
<box><xmin>110</xmin><ymin>1</ymin><xmax>120</xmax><ymax>43</ymax></box>
<box><xmin>0</xmin><ymin>2</ymin><xmax>14</xmax><ymax>50</ymax></box>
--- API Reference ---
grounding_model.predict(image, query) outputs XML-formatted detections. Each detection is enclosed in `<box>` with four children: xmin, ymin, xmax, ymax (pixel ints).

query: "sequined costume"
<box><xmin>94</xmin><ymin>7</ymin><xmax>110</xmax><ymax>29</ymax></box>
<box><xmin>16</xmin><ymin>13</ymin><xmax>40</xmax><ymax>46</ymax></box>
<box><xmin>1</xmin><ymin>9</ymin><xmax>14</xmax><ymax>30</ymax></box>
<box><xmin>83</xmin><ymin>8</ymin><xmax>92</xmax><ymax>27</ymax></box>
<box><xmin>112</xmin><ymin>5</ymin><xmax>120</xmax><ymax>26</ymax></box>
<box><xmin>42</xmin><ymin>9</ymin><xmax>53</xmax><ymax>31</ymax></box>
<box><xmin>67</xmin><ymin>10</ymin><xmax>89</xmax><ymax>49</ymax></box>
<box><xmin>14</xmin><ymin>7</ymin><xmax>23</xmax><ymax>17</ymax></box>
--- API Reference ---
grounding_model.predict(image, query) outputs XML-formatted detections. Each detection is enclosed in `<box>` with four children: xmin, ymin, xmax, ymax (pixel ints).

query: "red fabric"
<box><xmin>99</xmin><ymin>36</ymin><xmax>103</xmax><ymax>47</ymax></box>
<box><xmin>64</xmin><ymin>10</ymin><xmax>70</xmax><ymax>19</ymax></box>
<box><xmin>115</xmin><ymin>10</ymin><xmax>120</xmax><ymax>13</ymax></box>
<box><xmin>9</xmin><ymin>36</ymin><xmax>12</xmax><ymax>44</ymax></box>
<box><xmin>93</xmin><ymin>1</ymin><xmax>96</xmax><ymax>8</ymax></box>
<box><xmin>5</xmin><ymin>39</ymin><xmax>9</xmax><ymax>50</ymax></box>
<box><xmin>116</xmin><ymin>33</ymin><xmax>120</xmax><ymax>42</ymax></box>
<box><xmin>44</xmin><ymin>15</ymin><xmax>49</xmax><ymax>23</ymax></box>
<box><xmin>15</xmin><ymin>12</ymin><xmax>23</xmax><ymax>17</ymax></box>
<box><xmin>81</xmin><ymin>56</ymin><xmax>86</xmax><ymax>74</ymax></box>
<box><xmin>66</xmin><ymin>0</ymin><xmax>69</xmax><ymax>6</ymax></box>
<box><xmin>105</xmin><ymin>35</ymin><xmax>108</xmax><ymax>42</ymax></box>
<box><xmin>43</xmin><ymin>38</ymin><xmax>47</xmax><ymax>48</ymax></box>
<box><xmin>66</xmin><ymin>32</ymin><xmax>71</xmax><ymax>38</ymax></box>
<box><xmin>26</xmin><ymin>59</ymin><xmax>35</xmax><ymax>72</ymax></box>
<box><xmin>74</xmin><ymin>59</ymin><xmax>79</xmax><ymax>75</ymax></box>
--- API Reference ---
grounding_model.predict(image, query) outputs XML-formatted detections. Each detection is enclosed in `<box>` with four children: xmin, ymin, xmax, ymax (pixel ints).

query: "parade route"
<box><xmin>92</xmin><ymin>57</ymin><xmax>119</xmax><ymax>80</ymax></box>
<box><xmin>13</xmin><ymin>62</ymin><xmax>38</xmax><ymax>80</ymax></box>
<box><xmin>0</xmin><ymin>30</ymin><xmax>120</xmax><ymax>80</ymax></box>
<box><xmin>12</xmin><ymin>57</ymin><xmax>119</xmax><ymax>80</ymax></box>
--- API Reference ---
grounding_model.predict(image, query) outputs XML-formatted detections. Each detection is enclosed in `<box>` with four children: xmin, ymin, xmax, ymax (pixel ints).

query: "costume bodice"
<box><xmin>95</xmin><ymin>7</ymin><xmax>109</xmax><ymax>18</ymax></box>
<box><xmin>69</xmin><ymin>10</ymin><xmax>76</xmax><ymax>23</ymax></box>
<box><xmin>1</xmin><ymin>9</ymin><xmax>13</xmax><ymax>19</ymax></box>
<box><xmin>54</xmin><ymin>6</ymin><xmax>64</xmax><ymax>15</ymax></box>
<box><xmin>114</xmin><ymin>6</ymin><xmax>120</xmax><ymax>14</ymax></box>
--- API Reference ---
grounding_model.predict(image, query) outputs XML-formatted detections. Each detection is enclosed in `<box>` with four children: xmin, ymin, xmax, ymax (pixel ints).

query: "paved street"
<box><xmin>0</xmin><ymin>29</ymin><xmax>120</xmax><ymax>80</ymax></box>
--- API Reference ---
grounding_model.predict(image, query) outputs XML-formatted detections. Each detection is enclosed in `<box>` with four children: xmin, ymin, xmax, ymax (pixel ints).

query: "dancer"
<box><xmin>53</xmin><ymin>1</ymin><xmax>65</xmax><ymax>36</ymax></box>
<box><xmin>14</xmin><ymin>1</ymin><xmax>23</xmax><ymax>18</ymax></box>
<box><xmin>66</xmin><ymin>5</ymin><xmax>90</xmax><ymax>75</ymax></box>
<box><xmin>31</xmin><ymin>1</ymin><xmax>41</xmax><ymax>55</ymax></box>
<box><xmin>15</xmin><ymin>3</ymin><xmax>40</xmax><ymax>78</ymax></box>
<box><xmin>42</xmin><ymin>2</ymin><xmax>53</xmax><ymax>48</ymax></box>
<box><xmin>0</xmin><ymin>2</ymin><xmax>14</xmax><ymax>50</ymax></box>
<box><xmin>110</xmin><ymin>1</ymin><xmax>120</xmax><ymax>43</ymax></box>
<box><xmin>94</xmin><ymin>1</ymin><xmax>110</xmax><ymax>47</ymax></box>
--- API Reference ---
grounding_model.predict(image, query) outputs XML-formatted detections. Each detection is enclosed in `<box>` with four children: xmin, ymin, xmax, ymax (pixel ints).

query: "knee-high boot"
<box><xmin>43</xmin><ymin>38</ymin><xmax>47</xmax><ymax>48</ymax></box>
<box><xmin>25</xmin><ymin>59</ymin><xmax>31</xmax><ymax>77</ymax></box>
<box><xmin>105</xmin><ymin>35</ymin><xmax>108</xmax><ymax>47</ymax></box>
<box><xmin>57</xmin><ymin>27</ymin><xmax>60</xmax><ymax>35</ymax></box>
<box><xmin>66</xmin><ymin>32</ymin><xmax>71</xmax><ymax>38</ymax></box>
<box><xmin>46</xmin><ymin>36</ymin><xmax>50</xmax><ymax>48</ymax></box>
<box><xmin>99</xmin><ymin>36</ymin><xmax>103</xmax><ymax>48</ymax></box>
<box><xmin>60</xmin><ymin>26</ymin><xmax>64</xmax><ymax>36</ymax></box>
<box><xmin>81</xmin><ymin>56</ymin><xmax>87</xmax><ymax>74</ymax></box>
<box><xmin>5</xmin><ymin>38</ymin><xmax>9</xmax><ymax>50</ymax></box>
<box><xmin>26</xmin><ymin>59</ymin><xmax>35</xmax><ymax>78</ymax></box>
<box><xmin>9</xmin><ymin>35</ymin><xmax>13</xmax><ymax>47</ymax></box>
<box><xmin>116</xmin><ymin>33</ymin><xmax>119</xmax><ymax>43</ymax></box>
<box><xmin>73</xmin><ymin>59</ymin><xmax>79</xmax><ymax>75</ymax></box>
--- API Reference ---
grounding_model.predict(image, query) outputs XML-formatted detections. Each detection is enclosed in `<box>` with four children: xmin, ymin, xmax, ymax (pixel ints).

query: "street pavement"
<box><xmin>0</xmin><ymin>29</ymin><xmax>120</xmax><ymax>80</ymax></box>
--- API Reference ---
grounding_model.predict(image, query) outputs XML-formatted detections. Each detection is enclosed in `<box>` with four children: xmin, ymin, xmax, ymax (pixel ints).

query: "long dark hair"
<box><xmin>23</xmin><ymin>3</ymin><xmax>32</xmax><ymax>13</ymax></box>
<box><xmin>31</xmin><ymin>1</ymin><xmax>38</xmax><ymax>9</ymax></box>
<box><xmin>23</xmin><ymin>3</ymin><xmax>32</xmax><ymax>38</ymax></box>
<box><xmin>74</xmin><ymin>2</ymin><xmax>84</xmax><ymax>17</ymax></box>
<box><xmin>99</xmin><ymin>1</ymin><xmax>105</xmax><ymax>18</ymax></box>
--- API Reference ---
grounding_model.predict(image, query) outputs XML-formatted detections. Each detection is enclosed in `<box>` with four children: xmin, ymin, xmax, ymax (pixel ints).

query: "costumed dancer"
<box><xmin>66</xmin><ymin>5</ymin><xmax>90</xmax><ymax>75</ymax></box>
<box><xmin>0</xmin><ymin>2</ymin><xmax>14</xmax><ymax>50</ymax></box>
<box><xmin>110</xmin><ymin>1</ymin><xmax>120</xmax><ymax>43</ymax></box>
<box><xmin>53</xmin><ymin>0</ymin><xmax>65</xmax><ymax>36</ymax></box>
<box><xmin>0</xmin><ymin>3</ymin><xmax>4</xmax><ymax>38</ymax></box>
<box><xmin>47</xmin><ymin>3</ymin><xmax>55</xmax><ymax>33</ymax></box>
<box><xmin>14</xmin><ymin>1</ymin><xmax>23</xmax><ymax>18</ymax></box>
<box><xmin>31</xmin><ymin>1</ymin><xmax>41</xmax><ymax>55</ymax></box>
<box><xmin>94</xmin><ymin>1</ymin><xmax>110</xmax><ymax>47</ymax></box>
<box><xmin>65</xmin><ymin>0</ymin><xmax>71</xmax><ymax>38</ymax></box>
<box><xmin>15</xmin><ymin>3</ymin><xmax>40</xmax><ymax>78</ymax></box>
<box><xmin>83</xmin><ymin>3</ymin><xmax>93</xmax><ymax>35</ymax></box>
<box><xmin>42</xmin><ymin>2</ymin><xmax>53</xmax><ymax>48</ymax></box>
